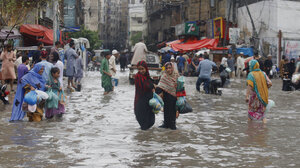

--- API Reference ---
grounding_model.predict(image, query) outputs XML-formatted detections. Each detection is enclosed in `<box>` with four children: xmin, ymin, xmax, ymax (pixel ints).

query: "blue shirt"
<box><xmin>177</xmin><ymin>56</ymin><xmax>186</xmax><ymax>67</ymax></box>
<box><xmin>197</xmin><ymin>59</ymin><xmax>217</xmax><ymax>79</ymax></box>
<box><xmin>36</xmin><ymin>60</ymin><xmax>53</xmax><ymax>82</ymax></box>
<box><xmin>163</xmin><ymin>53</ymin><xmax>171</xmax><ymax>64</ymax></box>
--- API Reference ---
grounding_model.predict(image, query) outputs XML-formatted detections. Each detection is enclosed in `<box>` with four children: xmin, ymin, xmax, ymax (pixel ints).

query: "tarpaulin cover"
<box><xmin>171</xmin><ymin>38</ymin><xmax>220</xmax><ymax>51</ymax></box>
<box><xmin>166</xmin><ymin>39</ymin><xmax>184</xmax><ymax>46</ymax></box>
<box><xmin>20</xmin><ymin>24</ymin><xmax>56</xmax><ymax>45</ymax></box>
<box><xmin>229</xmin><ymin>47</ymin><xmax>254</xmax><ymax>56</ymax></box>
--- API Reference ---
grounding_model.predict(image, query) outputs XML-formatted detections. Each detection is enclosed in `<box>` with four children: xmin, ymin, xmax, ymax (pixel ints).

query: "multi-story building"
<box><xmin>129</xmin><ymin>0</ymin><xmax>147</xmax><ymax>47</ymax></box>
<box><xmin>238</xmin><ymin>0</ymin><xmax>300</xmax><ymax>64</ymax></box>
<box><xmin>82</xmin><ymin>0</ymin><xmax>101</xmax><ymax>31</ymax></box>
<box><xmin>145</xmin><ymin>0</ymin><xmax>233</xmax><ymax>43</ymax></box>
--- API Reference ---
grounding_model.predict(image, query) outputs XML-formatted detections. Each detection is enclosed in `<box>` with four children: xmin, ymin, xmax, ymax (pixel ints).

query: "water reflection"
<box><xmin>245</xmin><ymin>121</ymin><xmax>268</xmax><ymax>148</ymax></box>
<box><xmin>0</xmin><ymin>72</ymin><xmax>300</xmax><ymax>167</ymax></box>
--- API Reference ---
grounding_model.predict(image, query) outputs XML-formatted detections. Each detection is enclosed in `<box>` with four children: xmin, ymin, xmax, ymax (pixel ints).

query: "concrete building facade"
<box><xmin>129</xmin><ymin>0</ymin><xmax>147</xmax><ymax>47</ymax></box>
<box><xmin>237</xmin><ymin>0</ymin><xmax>300</xmax><ymax>64</ymax></box>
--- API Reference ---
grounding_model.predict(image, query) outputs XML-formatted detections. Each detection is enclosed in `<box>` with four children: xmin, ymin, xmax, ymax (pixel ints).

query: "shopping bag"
<box><xmin>149</xmin><ymin>92</ymin><xmax>164</xmax><ymax>114</ymax></box>
<box><xmin>46</xmin><ymin>89</ymin><xmax>59</xmax><ymax>109</ymax></box>
<box><xmin>24</xmin><ymin>90</ymin><xmax>37</xmax><ymax>105</ymax></box>
<box><xmin>179</xmin><ymin>101</ymin><xmax>193</xmax><ymax>114</ymax></box>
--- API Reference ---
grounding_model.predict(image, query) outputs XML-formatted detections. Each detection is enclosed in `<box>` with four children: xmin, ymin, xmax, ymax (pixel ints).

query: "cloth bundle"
<box><xmin>46</xmin><ymin>89</ymin><xmax>59</xmax><ymax>109</ymax></box>
<box><xmin>292</xmin><ymin>74</ymin><xmax>300</xmax><ymax>84</ymax></box>
<box><xmin>149</xmin><ymin>92</ymin><xmax>164</xmax><ymax>114</ymax></box>
<box><xmin>175</xmin><ymin>76</ymin><xmax>192</xmax><ymax>114</ymax></box>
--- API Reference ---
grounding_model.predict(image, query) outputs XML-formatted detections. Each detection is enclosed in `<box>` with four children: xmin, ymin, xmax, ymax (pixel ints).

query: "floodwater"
<box><xmin>0</xmin><ymin>70</ymin><xmax>299</xmax><ymax>168</ymax></box>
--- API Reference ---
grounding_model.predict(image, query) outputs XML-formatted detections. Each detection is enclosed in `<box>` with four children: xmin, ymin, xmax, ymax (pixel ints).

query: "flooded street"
<box><xmin>0</xmin><ymin>71</ymin><xmax>299</xmax><ymax>168</ymax></box>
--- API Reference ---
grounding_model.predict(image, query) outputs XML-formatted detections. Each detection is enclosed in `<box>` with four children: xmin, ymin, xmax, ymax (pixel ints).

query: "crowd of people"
<box><xmin>0</xmin><ymin>40</ymin><xmax>85</xmax><ymax>122</ymax></box>
<box><xmin>1</xmin><ymin>39</ymin><xmax>300</xmax><ymax>129</ymax></box>
<box><xmin>132</xmin><ymin>41</ymin><xmax>300</xmax><ymax>130</ymax></box>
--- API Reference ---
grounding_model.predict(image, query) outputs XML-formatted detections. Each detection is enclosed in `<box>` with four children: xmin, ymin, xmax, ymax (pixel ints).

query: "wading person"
<box><xmin>10</xmin><ymin>64</ymin><xmax>46</xmax><ymax>122</ymax></box>
<box><xmin>227</xmin><ymin>54</ymin><xmax>235</xmax><ymax>78</ymax></box>
<box><xmin>36</xmin><ymin>50</ymin><xmax>53</xmax><ymax>82</ymax></box>
<box><xmin>52</xmin><ymin>52</ymin><xmax>64</xmax><ymax>88</ymax></box>
<box><xmin>100</xmin><ymin>52</ymin><xmax>113</xmax><ymax>95</ymax></box>
<box><xmin>0</xmin><ymin>44</ymin><xmax>16</xmax><ymax>92</ymax></box>
<box><xmin>134</xmin><ymin>61</ymin><xmax>155</xmax><ymax>130</ymax></box>
<box><xmin>196</xmin><ymin>55</ymin><xmax>217</xmax><ymax>94</ymax></box>
<box><xmin>74</xmin><ymin>55</ymin><xmax>83</xmax><ymax>91</ymax></box>
<box><xmin>32</xmin><ymin>42</ymin><xmax>44</xmax><ymax>64</ymax></box>
<box><xmin>264</xmin><ymin>55</ymin><xmax>273</xmax><ymax>77</ymax></box>
<box><xmin>45</xmin><ymin>67</ymin><xmax>65</xmax><ymax>119</ymax></box>
<box><xmin>131</xmin><ymin>39</ymin><xmax>148</xmax><ymax>65</ymax></box>
<box><xmin>246</xmin><ymin>60</ymin><xmax>272</xmax><ymax>123</ymax></box>
<box><xmin>156</xmin><ymin>62</ymin><xmax>179</xmax><ymax>130</ymax></box>
<box><xmin>110</xmin><ymin>50</ymin><xmax>118</xmax><ymax>90</ymax></box>
<box><xmin>17</xmin><ymin>56</ymin><xmax>29</xmax><ymax>83</ymax></box>
<box><xmin>65</xmin><ymin>41</ymin><xmax>78</xmax><ymax>90</ymax></box>
<box><xmin>236</xmin><ymin>52</ymin><xmax>245</xmax><ymax>78</ymax></box>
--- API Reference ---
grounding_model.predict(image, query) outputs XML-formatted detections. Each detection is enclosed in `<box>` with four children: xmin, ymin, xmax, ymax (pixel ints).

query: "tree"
<box><xmin>131</xmin><ymin>31</ymin><xmax>143</xmax><ymax>46</ymax></box>
<box><xmin>69</xmin><ymin>26</ymin><xmax>102</xmax><ymax>51</ymax></box>
<box><xmin>0</xmin><ymin>0</ymin><xmax>52</xmax><ymax>47</ymax></box>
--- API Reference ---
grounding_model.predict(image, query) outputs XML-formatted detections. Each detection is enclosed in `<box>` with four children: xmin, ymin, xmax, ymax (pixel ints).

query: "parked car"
<box><xmin>129</xmin><ymin>52</ymin><xmax>162</xmax><ymax>85</ymax></box>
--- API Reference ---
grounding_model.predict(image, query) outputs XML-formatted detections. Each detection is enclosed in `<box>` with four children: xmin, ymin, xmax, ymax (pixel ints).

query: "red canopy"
<box><xmin>166</xmin><ymin>39</ymin><xmax>184</xmax><ymax>46</ymax></box>
<box><xmin>20</xmin><ymin>24</ymin><xmax>54</xmax><ymax>45</ymax></box>
<box><xmin>171</xmin><ymin>38</ymin><xmax>222</xmax><ymax>51</ymax></box>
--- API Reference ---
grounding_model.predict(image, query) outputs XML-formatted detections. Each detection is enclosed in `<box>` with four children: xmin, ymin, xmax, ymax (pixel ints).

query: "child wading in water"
<box><xmin>45</xmin><ymin>67</ymin><xmax>65</xmax><ymax>119</ymax></box>
<box><xmin>74</xmin><ymin>56</ymin><xmax>83</xmax><ymax>91</ymax></box>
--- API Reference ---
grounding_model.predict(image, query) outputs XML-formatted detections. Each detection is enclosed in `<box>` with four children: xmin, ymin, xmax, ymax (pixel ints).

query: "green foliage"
<box><xmin>69</xmin><ymin>26</ymin><xmax>102</xmax><ymax>51</ymax></box>
<box><xmin>0</xmin><ymin>0</ymin><xmax>53</xmax><ymax>27</ymax></box>
<box><xmin>131</xmin><ymin>31</ymin><xmax>143</xmax><ymax>46</ymax></box>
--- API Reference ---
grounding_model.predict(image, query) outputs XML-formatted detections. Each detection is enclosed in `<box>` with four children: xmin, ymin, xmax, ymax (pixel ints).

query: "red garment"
<box><xmin>176</xmin><ymin>90</ymin><xmax>186</xmax><ymax>97</ymax></box>
<box><xmin>134</xmin><ymin>61</ymin><xmax>152</xmax><ymax>108</ymax></box>
<box><xmin>187</xmin><ymin>58</ymin><xmax>192</xmax><ymax>64</ymax></box>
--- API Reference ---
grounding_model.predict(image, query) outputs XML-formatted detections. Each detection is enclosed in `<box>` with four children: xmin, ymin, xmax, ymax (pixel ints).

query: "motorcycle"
<box><xmin>0</xmin><ymin>84</ymin><xmax>9</xmax><ymax>104</ymax></box>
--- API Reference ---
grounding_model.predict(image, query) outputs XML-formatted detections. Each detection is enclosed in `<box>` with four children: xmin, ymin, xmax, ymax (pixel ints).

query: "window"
<box><xmin>131</xmin><ymin>0</ymin><xmax>135</xmax><ymax>4</ymax></box>
<box><xmin>64</xmin><ymin>4</ymin><xmax>68</xmax><ymax>15</ymax></box>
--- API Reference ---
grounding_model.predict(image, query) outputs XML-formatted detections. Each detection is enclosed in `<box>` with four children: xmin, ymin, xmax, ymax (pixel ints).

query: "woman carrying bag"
<box><xmin>134</xmin><ymin>61</ymin><xmax>155</xmax><ymax>130</ymax></box>
<box><xmin>156</xmin><ymin>62</ymin><xmax>179</xmax><ymax>130</ymax></box>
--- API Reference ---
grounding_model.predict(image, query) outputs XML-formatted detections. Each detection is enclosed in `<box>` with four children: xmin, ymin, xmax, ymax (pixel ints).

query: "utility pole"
<box><xmin>223</xmin><ymin>0</ymin><xmax>232</xmax><ymax>47</ymax></box>
<box><xmin>53</xmin><ymin>0</ymin><xmax>59</xmax><ymax>47</ymax></box>
<box><xmin>243</xmin><ymin>0</ymin><xmax>259</xmax><ymax>52</ymax></box>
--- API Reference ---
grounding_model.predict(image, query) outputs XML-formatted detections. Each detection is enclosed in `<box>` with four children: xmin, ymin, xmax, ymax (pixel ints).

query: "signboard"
<box><xmin>175</xmin><ymin>23</ymin><xmax>184</xmax><ymax>36</ymax></box>
<box><xmin>184</xmin><ymin>21</ymin><xmax>199</xmax><ymax>36</ymax></box>
<box><xmin>284</xmin><ymin>40</ymin><xmax>300</xmax><ymax>60</ymax></box>
<box><xmin>213</xmin><ymin>17</ymin><xmax>224</xmax><ymax>39</ymax></box>
<box><xmin>229</xmin><ymin>28</ymin><xmax>240</xmax><ymax>44</ymax></box>
<box><xmin>175</xmin><ymin>22</ymin><xmax>199</xmax><ymax>36</ymax></box>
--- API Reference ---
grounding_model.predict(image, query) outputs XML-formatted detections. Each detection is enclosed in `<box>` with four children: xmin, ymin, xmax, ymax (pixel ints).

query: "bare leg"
<box><xmin>263</xmin><ymin>118</ymin><xmax>267</xmax><ymax>123</ymax></box>
<box><xmin>67</xmin><ymin>79</ymin><xmax>71</xmax><ymax>88</ymax></box>
<box><xmin>71</xmin><ymin>80</ymin><xmax>77</xmax><ymax>88</ymax></box>
<box><xmin>10</xmin><ymin>80</ymin><xmax>14</xmax><ymax>91</ymax></box>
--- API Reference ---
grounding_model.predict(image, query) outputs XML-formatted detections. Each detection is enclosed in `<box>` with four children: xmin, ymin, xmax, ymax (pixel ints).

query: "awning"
<box><xmin>171</xmin><ymin>38</ymin><xmax>221</xmax><ymax>51</ymax></box>
<box><xmin>0</xmin><ymin>29</ymin><xmax>21</xmax><ymax>39</ymax></box>
<box><xmin>20</xmin><ymin>24</ymin><xmax>61</xmax><ymax>45</ymax></box>
<box><xmin>166</xmin><ymin>39</ymin><xmax>184</xmax><ymax>46</ymax></box>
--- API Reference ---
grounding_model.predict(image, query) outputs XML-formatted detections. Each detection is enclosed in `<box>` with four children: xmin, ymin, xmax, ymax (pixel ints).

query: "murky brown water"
<box><xmin>0</xmin><ymin>71</ymin><xmax>299</xmax><ymax>167</ymax></box>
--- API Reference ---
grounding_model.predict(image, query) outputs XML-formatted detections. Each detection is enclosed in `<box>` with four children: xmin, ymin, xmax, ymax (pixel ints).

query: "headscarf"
<box><xmin>247</xmin><ymin>60</ymin><xmax>269</xmax><ymax>106</ymax></box>
<box><xmin>10</xmin><ymin>64</ymin><xmax>46</xmax><ymax>121</ymax></box>
<box><xmin>24</xmin><ymin>64</ymin><xmax>46</xmax><ymax>91</ymax></box>
<box><xmin>134</xmin><ymin>61</ymin><xmax>153</xmax><ymax>108</ymax></box>
<box><xmin>157</xmin><ymin>62</ymin><xmax>179</xmax><ymax>97</ymax></box>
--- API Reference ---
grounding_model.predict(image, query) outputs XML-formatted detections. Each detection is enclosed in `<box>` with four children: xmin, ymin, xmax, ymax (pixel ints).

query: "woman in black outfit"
<box><xmin>156</xmin><ymin>62</ymin><xmax>179</xmax><ymax>130</ymax></box>
<box><xmin>134</xmin><ymin>61</ymin><xmax>155</xmax><ymax>130</ymax></box>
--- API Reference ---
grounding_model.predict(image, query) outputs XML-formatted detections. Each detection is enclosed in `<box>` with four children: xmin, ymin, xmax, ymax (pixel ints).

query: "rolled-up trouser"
<box><xmin>196</xmin><ymin>77</ymin><xmax>211</xmax><ymax>94</ymax></box>
<box><xmin>236</xmin><ymin>67</ymin><xmax>242</xmax><ymax>78</ymax></box>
